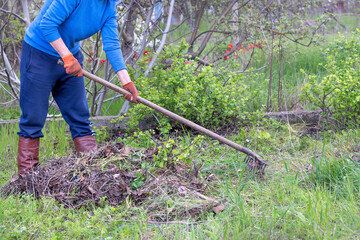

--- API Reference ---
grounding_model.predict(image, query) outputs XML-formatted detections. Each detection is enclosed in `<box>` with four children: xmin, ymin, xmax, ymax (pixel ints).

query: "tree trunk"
<box><xmin>267</xmin><ymin>30</ymin><xmax>274</xmax><ymax>112</ymax></box>
<box><xmin>121</xmin><ymin>1</ymin><xmax>137</xmax><ymax>61</ymax></box>
<box><xmin>144</xmin><ymin>0</ymin><xmax>175</xmax><ymax>77</ymax></box>
<box><xmin>188</xmin><ymin>0</ymin><xmax>207</xmax><ymax>54</ymax></box>
<box><xmin>277</xmin><ymin>36</ymin><xmax>283</xmax><ymax>112</ymax></box>
<box><xmin>20</xmin><ymin>0</ymin><xmax>30</xmax><ymax>28</ymax></box>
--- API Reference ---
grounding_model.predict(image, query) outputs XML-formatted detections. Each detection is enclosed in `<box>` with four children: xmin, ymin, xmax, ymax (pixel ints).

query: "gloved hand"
<box><xmin>62</xmin><ymin>53</ymin><xmax>83</xmax><ymax>77</ymax></box>
<box><xmin>122</xmin><ymin>81</ymin><xmax>138</xmax><ymax>103</ymax></box>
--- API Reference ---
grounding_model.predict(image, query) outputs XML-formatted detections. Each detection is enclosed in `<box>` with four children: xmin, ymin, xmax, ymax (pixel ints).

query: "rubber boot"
<box><xmin>73</xmin><ymin>135</ymin><xmax>97</xmax><ymax>154</ymax></box>
<box><xmin>17</xmin><ymin>136</ymin><xmax>40</xmax><ymax>175</ymax></box>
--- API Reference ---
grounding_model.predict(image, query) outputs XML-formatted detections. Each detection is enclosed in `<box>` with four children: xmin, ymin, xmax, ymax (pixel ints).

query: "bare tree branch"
<box><xmin>144</xmin><ymin>0</ymin><xmax>175</xmax><ymax>76</ymax></box>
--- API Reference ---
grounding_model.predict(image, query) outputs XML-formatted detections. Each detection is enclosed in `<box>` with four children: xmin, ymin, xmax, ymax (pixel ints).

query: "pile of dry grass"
<box><xmin>1</xmin><ymin>142</ymin><xmax>222</xmax><ymax>219</ymax></box>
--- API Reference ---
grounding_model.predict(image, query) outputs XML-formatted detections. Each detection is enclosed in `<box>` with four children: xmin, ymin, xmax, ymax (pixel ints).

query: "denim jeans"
<box><xmin>18</xmin><ymin>41</ymin><xmax>94</xmax><ymax>139</ymax></box>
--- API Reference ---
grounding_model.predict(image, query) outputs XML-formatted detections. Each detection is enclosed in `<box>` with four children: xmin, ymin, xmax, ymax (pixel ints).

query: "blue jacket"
<box><xmin>24</xmin><ymin>0</ymin><xmax>126</xmax><ymax>72</ymax></box>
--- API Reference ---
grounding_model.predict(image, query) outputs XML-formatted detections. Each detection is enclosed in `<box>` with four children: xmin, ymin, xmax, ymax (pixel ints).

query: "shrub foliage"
<box><xmin>127</xmin><ymin>41</ymin><xmax>249</xmax><ymax>129</ymax></box>
<box><xmin>300</xmin><ymin>29</ymin><xmax>360</xmax><ymax>127</ymax></box>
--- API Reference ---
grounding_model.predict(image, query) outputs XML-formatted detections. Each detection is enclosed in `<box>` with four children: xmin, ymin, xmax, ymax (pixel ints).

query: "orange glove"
<box><xmin>122</xmin><ymin>81</ymin><xmax>138</xmax><ymax>103</ymax></box>
<box><xmin>62</xmin><ymin>53</ymin><xmax>83</xmax><ymax>77</ymax></box>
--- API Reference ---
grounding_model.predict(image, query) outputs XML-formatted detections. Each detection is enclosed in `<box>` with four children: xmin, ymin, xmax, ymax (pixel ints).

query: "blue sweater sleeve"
<box><xmin>101</xmin><ymin>11</ymin><xmax>127</xmax><ymax>73</ymax></box>
<box><xmin>39</xmin><ymin>0</ymin><xmax>79</xmax><ymax>42</ymax></box>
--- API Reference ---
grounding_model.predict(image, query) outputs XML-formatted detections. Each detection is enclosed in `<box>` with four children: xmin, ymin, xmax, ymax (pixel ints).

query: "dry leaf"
<box><xmin>213</xmin><ymin>204</ymin><xmax>225</xmax><ymax>214</ymax></box>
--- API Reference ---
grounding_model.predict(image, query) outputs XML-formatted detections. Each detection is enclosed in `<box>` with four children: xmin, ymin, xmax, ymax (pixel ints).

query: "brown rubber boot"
<box><xmin>17</xmin><ymin>136</ymin><xmax>40</xmax><ymax>175</ymax></box>
<box><xmin>73</xmin><ymin>135</ymin><xmax>97</xmax><ymax>154</ymax></box>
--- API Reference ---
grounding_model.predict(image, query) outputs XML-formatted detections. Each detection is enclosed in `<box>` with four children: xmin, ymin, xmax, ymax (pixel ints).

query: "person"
<box><xmin>17</xmin><ymin>0</ymin><xmax>138</xmax><ymax>175</ymax></box>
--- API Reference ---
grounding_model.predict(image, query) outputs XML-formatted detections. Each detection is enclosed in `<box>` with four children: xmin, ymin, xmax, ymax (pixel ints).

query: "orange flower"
<box><xmin>100</xmin><ymin>59</ymin><xmax>106</xmax><ymax>64</ymax></box>
<box><xmin>224</xmin><ymin>56</ymin><xmax>228</xmax><ymax>60</ymax></box>
<box><xmin>134</xmin><ymin>55</ymin><xmax>138</xmax><ymax>59</ymax></box>
<box><xmin>242</xmin><ymin>48</ymin><xmax>247</xmax><ymax>53</ymax></box>
<box><xmin>237</xmin><ymin>44</ymin><xmax>243</xmax><ymax>51</ymax></box>
<box><xmin>143</xmin><ymin>51</ymin><xmax>149</xmax><ymax>55</ymax></box>
<box><xmin>225</xmin><ymin>50</ymin><xmax>230</xmax><ymax>54</ymax></box>
<box><xmin>185</xmin><ymin>61</ymin><xmax>191</xmax><ymax>64</ymax></box>
<box><xmin>248</xmin><ymin>45</ymin><xmax>254</xmax><ymax>49</ymax></box>
<box><xmin>228</xmin><ymin>43</ymin><xmax>234</xmax><ymax>49</ymax></box>
<box><xmin>88</xmin><ymin>57</ymin><xmax>92</xmax><ymax>62</ymax></box>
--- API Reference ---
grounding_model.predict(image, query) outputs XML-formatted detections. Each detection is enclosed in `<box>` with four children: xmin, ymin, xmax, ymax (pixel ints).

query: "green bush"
<box><xmin>127</xmin><ymin>41</ymin><xmax>249</xmax><ymax>130</ymax></box>
<box><xmin>300</xmin><ymin>29</ymin><xmax>360</xmax><ymax>127</ymax></box>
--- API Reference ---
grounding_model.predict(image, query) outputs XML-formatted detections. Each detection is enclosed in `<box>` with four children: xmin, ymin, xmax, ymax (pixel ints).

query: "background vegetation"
<box><xmin>1</xmin><ymin>0</ymin><xmax>359</xmax><ymax>121</ymax></box>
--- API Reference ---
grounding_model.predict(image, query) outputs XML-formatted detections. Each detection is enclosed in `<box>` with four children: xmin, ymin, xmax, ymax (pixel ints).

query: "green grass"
<box><xmin>99</xmin><ymin>97</ymin><xmax>125</xmax><ymax>116</ymax></box>
<box><xmin>1</xmin><ymin>120</ymin><xmax>359</xmax><ymax>239</ymax></box>
<box><xmin>0</xmin><ymin>104</ymin><xmax>21</xmax><ymax>121</ymax></box>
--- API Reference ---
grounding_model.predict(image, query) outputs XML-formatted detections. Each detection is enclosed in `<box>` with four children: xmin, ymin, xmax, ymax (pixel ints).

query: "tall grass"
<box><xmin>0</xmin><ymin>123</ymin><xmax>18</xmax><ymax>183</ymax></box>
<box><xmin>0</xmin><ymin>120</ymin><xmax>74</xmax><ymax>186</ymax></box>
<box><xmin>41</xmin><ymin>119</ymin><xmax>73</xmax><ymax>159</ymax></box>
